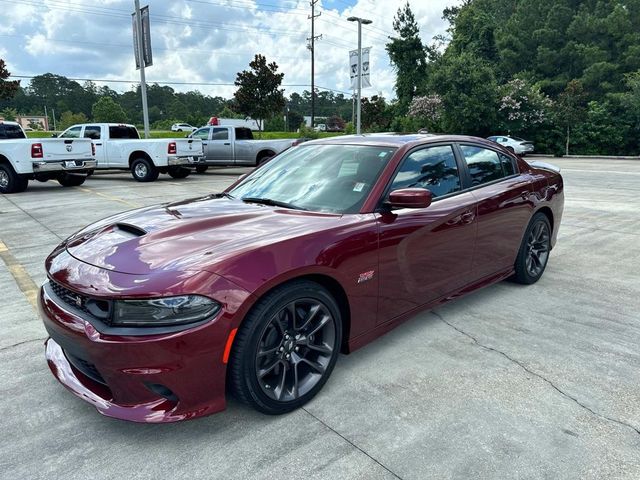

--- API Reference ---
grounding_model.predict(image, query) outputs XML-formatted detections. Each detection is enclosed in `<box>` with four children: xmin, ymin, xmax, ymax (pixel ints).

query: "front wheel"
<box><xmin>57</xmin><ymin>173</ymin><xmax>86</xmax><ymax>187</ymax></box>
<box><xmin>168</xmin><ymin>167</ymin><xmax>190</xmax><ymax>179</ymax></box>
<box><xmin>228</xmin><ymin>280</ymin><xmax>342</xmax><ymax>414</ymax></box>
<box><xmin>0</xmin><ymin>164</ymin><xmax>28</xmax><ymax>194</ymax></box>
<box><xmin>131</xmin><ymin>158</ymin><xmax>159</xmax><ymax>182</ymax></box>
<box><xmin>512</xmin><ymin>212</ymin><xmax>552</xmax><ymax>284</ymax></box>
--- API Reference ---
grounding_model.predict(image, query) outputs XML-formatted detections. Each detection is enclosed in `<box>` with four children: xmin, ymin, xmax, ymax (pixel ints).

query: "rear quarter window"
<box><xmin>109</xmin><ymin>126</ymin><xmax>139</xmax><ymax>139</ymax></box>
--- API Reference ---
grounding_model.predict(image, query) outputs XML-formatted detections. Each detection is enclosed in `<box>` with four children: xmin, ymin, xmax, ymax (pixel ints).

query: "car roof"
<box><xmin>303</xmin><ymin>133</ymin><xmax>500</xmax><ymax>150</ymax></box>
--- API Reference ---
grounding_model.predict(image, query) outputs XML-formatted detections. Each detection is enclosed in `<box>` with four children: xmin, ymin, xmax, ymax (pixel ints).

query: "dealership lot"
<box><xmin>1</xmin><ymin>159</ymin><xmax>639</xmax><ymax>479</ymax></box>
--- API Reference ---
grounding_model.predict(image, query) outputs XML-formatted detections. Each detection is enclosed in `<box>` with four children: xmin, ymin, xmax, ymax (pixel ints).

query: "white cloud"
<box><xmin>1</xmin><ymin>0</ymin><xmax>460</xmax><ymax>101</ymax></box>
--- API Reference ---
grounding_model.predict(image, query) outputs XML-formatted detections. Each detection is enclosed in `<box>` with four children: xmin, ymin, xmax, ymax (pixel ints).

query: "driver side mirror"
<box><xmin>388</xmin><ymin>188</ymin><xmax>433</xmax><ymax>209</ymax></box>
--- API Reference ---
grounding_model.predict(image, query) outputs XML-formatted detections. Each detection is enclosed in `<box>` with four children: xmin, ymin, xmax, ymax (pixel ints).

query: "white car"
<box><xmin>171</xmin><ymin>123</ymin><xmax>196</xmax><ymax>132</ymax></box>
<box><xmin>487</xmin><ymin>135</ymin><xmax>534</xmax><ymax>155</ymax></box>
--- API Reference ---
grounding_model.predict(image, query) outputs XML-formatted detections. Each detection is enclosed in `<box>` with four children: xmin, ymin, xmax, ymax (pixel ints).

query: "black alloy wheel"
<box><xmin>513</xmin><ymin>212</ymin><xmax>551</xmax><ymax>284</ymax></box>
<box><xmin>229</xmin><ymin>280</ymin><xmax>342</xmax><ymax>414</ymax></box>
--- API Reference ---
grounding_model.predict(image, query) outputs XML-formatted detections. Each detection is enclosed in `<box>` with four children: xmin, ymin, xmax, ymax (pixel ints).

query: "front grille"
<box><xmin>48</xmin><ymin>280</ymin><xmax>111</xmax><ymax>323</ymax></box>
<box><xmin>65</xmin><ymin>351</ymin><xmax>107</xmax><ymax>385</ymax></box>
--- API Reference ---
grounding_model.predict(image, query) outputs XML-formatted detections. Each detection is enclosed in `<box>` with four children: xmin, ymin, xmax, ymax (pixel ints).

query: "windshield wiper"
<box><xmin>214</xmin><ymin>192</ymin><xmax>235</xmax><ymax>199</ymax></box>
<box><xmin>241</xmin><ymin>197</ymin><xmax>307</xmax><ymax>211</ymax></box>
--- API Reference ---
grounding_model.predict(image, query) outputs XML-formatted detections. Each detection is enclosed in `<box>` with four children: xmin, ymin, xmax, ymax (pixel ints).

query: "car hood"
<box><xmin>65</xmin><ymin>195</ymin><xmax>344</xmax><ymax>275</ymax></box>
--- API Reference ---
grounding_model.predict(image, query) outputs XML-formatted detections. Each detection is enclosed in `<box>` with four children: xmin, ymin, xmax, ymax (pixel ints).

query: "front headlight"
<box><xmin>112</xmin><ymin>295</ymin><xmax>220</xmax><ymax>327</ymax></box>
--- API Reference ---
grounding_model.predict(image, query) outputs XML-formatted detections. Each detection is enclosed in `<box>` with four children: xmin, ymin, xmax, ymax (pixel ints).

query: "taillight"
<box><xmin>31</xmin><ymin>143</ymin><xmax>43</xmax><ymax>158</ymax></box>
<box><xmin>168</xmin><ymin>142</ymin><xmax>177</xmax><ymax>155</ymax></box>
<box><xmin>91</xmin><ymin>143</ymin><xmax>96</xmax><ymax>156</ymax></box>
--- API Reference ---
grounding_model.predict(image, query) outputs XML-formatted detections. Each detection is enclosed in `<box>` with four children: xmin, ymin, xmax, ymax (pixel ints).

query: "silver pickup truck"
<box><xmin>188</xmin><ymin>126</ymin><xmax>299</xmax><ymax>173</ymax></box>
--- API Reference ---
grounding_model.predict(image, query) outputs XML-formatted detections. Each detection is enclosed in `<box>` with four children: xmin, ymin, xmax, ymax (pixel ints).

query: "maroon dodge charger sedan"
<box><xmin>39</xmin><ymin>134</ymin><xmax>564</xmax><ymax>422</ymax></box>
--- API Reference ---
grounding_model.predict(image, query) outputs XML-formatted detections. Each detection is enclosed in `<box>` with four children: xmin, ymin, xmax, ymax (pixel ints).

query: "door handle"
<box><xmin>520</xmin><ymin>190</ymin><xmax>530</xmax><ymax>200</ymax></box>
<box><xmin>202</xmin><ymin>142</ymin><xmax>208</xmax><ymax>146</ymax></box>
<box><xmin>461</xmin><ymin>211</ymin><xmax>475</xmax><ymax>224</ymax></box>
<box><xmin>95</xmin><ymin>142</ymin><xmax>102</xmax><ymax>146</ymax></box>
<box><xmin>224</xmin><ymin>142</ymin><xmax>231</xmax><ymax>146</ymax></box>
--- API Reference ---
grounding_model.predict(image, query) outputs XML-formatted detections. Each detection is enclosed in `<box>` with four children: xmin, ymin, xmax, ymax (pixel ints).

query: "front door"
<box><xmin>206</xmin><ymin>127</ymin><xmax>233</xmax><ymax>164</ymax></box>
<box><xmin>82</xmin><ymin>125</ymin><xmax>106</xmax><ymax>167</ymax></box>
<box><xmin>376</xmin><ymin>144</ymin><xmax>477</xmax><ymax>324</ymax></box>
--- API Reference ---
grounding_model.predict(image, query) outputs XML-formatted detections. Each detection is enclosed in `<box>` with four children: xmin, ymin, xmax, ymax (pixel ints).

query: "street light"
<box><xmin>347</xmin><ymin>16</ymin><xmax>372</xmax><ymax>135</ymax></box>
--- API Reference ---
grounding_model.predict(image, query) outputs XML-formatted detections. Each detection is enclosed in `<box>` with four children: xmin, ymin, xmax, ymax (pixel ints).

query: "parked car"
<box><xmin>487</xmin><ymin>135</ymin><xmax>534</xmax><ymax>155</ymax></box>
<box><xmin>171</xmin><ymin>123</ymin><xmax>196</xmax><ymax>132</ymax></box>
<box><xmin>58</xmin><ymin>123</ymin><xmax>202</xmax><ymax>182</ymax></box>
<box><xmin>188</xmin><ymin>126</ymin><xmax>298</xmax><ymax>173</ymax></box>
<box><xmin>40</xmin><ymin>133</ymin><xmax>564</xmax><ymax>422</ymax></box>
<box><xmin>0</xmin><ymin>120</ymin><xmax>95</xmax><ymax>194</ymax></box>
<box><xmin>314</xmin><ymin>123</ymin><xmax>327</xmax><ymax>132</ymax></box>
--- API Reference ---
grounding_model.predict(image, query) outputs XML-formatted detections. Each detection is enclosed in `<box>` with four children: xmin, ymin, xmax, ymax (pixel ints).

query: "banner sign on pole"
<box><xmin>132</xmin><ymin>5</ymin><xmax>152</xmax><ymax>69</ymax></box>
<box><xmin>349</xmin><ymin>47</ymin><xmax>371</xmax><ymax>90</ymax></box>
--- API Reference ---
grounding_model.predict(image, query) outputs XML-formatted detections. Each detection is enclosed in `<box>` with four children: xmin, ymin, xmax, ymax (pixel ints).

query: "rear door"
<box><xmin>82</xmin><ymin>125</ymin><xmax>105</xmax><ymax>167</ymax></box>
<box><xmin>106</xmin><ymin>125</ymin><xmax>138</xmax><ymax>167</ymax></box>
<box><xmin>206</xmin><ymin>127</ymin><xmax>233</xmax><ymax>164</ymax></box>
<box><xmin>458</xmin><ymin>143</ymin><xmax>533</xmax><ymax>280</ymax></box>
<box><xmin>376</xmin><ymin>144</ymin><xmax>477</xmax><ymax>323</ymax></box>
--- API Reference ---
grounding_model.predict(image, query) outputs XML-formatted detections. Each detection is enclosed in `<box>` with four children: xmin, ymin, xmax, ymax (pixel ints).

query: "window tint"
<box><xmin>0</xmin><ymin>124</ymin><xmax>26</xmax><ymax>139</ymax></box>
<box><xmin>460</xmin><ymin>145</ymin><xmax>505</xmax><ymax>185</ymax></box>
<box><xmin>60</xmin><ymin>126</ymin><xmax>81</xmax><ymax>138</ymax></box>
<box><xmin>235</xmin><ymin>128</ymin><xmax>253</xmax><ymax>140</ymax></box>
<box><xmin>192</xmin><ymin>128</ymin><xmax>210</xmax><ymax>140</ymax></box>
<box><xmin>500</xmin><ymin>153</ymin><xmax>516</xmax><ymax>176</ymax></box>
<box><xmin>211</xmin><ymin>128</ymin><xmax>229</xmax><ymax>140</ymax></box>
<box><xmin>108</xmin><ymin>126</ymin><xmax>139</xmax><ymax>139</ymax></box>
<box><xmin>389</xmin><ymin>145</ymin><xmax>461</xmax><ymax>198</ymax></box>
<box><xmin>83</xmin><ymin>126</ymin><xmax>101</xmax><ymax>140</ymax></box>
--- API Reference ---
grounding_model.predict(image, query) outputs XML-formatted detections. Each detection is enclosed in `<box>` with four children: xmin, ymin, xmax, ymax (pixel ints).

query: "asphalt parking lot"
<box><xmin>1</xmin><ymin>158</ymin><xmax>639</xmax><ymax>479</ymax></box>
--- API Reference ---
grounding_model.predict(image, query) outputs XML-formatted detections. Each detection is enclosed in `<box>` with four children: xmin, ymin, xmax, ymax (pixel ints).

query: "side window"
<box><xmin>83</xmin><ymin>126</ymin><xmax>101</xmax><ymax>140</ymax></box>
<box><xmin>235</xmin><ymin>128</ymin><xmax>253</xmax><ymax>140</ymax></box>
<box><xmin>109</xmin><ymin>126</ymin><xmax>139</xmax><ymax>139</ymax></box>
<box><xmin>211</xmin><ymin>128</ymin><xmax>229</xmax><ymax>140</ymax></box>
<box><xmin>500</xmin><ymin>152</ymin><xmax>516</xmax><ymax>176</ymax></box>
<box><xmin>389</xmin><ymin>145</ymin><xmax>461</xmax><ymax>198</ymax></box>
<box><xmin>60</xmin><ymin>126</ymin><xmax>81</xmax><ymax>138</ymax></box>
<box><xmin>460</xmin><ymin>145</ymin><xmax>505</xmax><ymax>185</ymax></box>
<box><xmin>192</xmin><ymin>128</ymin><xmax>210</xmax><ymax>140</ymax></box>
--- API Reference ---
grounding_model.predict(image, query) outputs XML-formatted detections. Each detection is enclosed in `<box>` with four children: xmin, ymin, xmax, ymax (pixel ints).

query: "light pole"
<box><xmin>347</xmin><ymin>16</ymin><xmax>372</xmax><ymax>135</ymax></box>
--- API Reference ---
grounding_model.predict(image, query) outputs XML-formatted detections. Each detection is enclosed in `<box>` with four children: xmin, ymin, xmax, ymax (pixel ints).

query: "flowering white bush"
<box><xmin>498</xmin><ymin>79</ymin><xmax>553</xmax><ymax>131</ymax></box>
<box><xmin>408</xmin><ymin>94</ymin><xmax>444</xmax><ymax>122</ymax></box>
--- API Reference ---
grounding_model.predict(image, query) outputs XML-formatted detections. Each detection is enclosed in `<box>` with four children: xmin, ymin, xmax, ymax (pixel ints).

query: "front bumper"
<box><xmin>38</xmin><ymin>265</ymin><xmax>251</xmax><ymax>422</ymax></box>
<box><xmin>33</xmin><ymin>159</ymin><xmax>97</xmax><ymax>172</ymax></box>
<box><xmin>167</xmin><ymin>156</ymin><xmax>197</xmax><ymax>166</ymax></box>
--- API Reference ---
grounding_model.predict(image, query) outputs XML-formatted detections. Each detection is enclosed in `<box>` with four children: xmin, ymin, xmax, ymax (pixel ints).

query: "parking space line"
<box><xmin>76</xmin><ymin>186</ymin><xmax>140</xmax><ymax>208</ymax></box>
<box><xmin>0</xmin><ymin>240</ymin><xmax>39</xmax><ymax>310</ymax></box>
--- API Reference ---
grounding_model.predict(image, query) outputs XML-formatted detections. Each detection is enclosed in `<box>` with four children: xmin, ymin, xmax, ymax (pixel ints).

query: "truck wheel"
<box><xmin>131</xmin><ymin>158</ymin><xmax>159</xmax><ymax>182</ymax></box>
<box><xmin>168</xmin><ymin>167</ymin><xmax>190</xmax><ymax>179</ymax></box>
<box><xmin>57</xmin><ymin>173</ymin><xmax>86</xmax><ymax>187</ymax></box>
<box><xmin>195</xmin><ymin>165</ymin><xmax>209</xmax><ymax>174</ymax></box>
<box><xmin>0</xmin><ymin>164</ymin><xmax>28</xmax><ymax>194</ymax></box>
<box><xmin>257</xmin><ymin>151</ymin><xmax>275</xmax><ymax>166</ymax></box>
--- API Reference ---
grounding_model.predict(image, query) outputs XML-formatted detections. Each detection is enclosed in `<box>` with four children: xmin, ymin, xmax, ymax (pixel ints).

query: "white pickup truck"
<box><xmin>0</xmin><ymin>120</ymin><xmax>96</xmax><ymax>194</ymax></box>
<box><xmin>58</xmin><ymin>123</ymin><xmax>203</xmax><ymax>182</ymax></box>
<box><xmin>188</xmin><ymin>126</ymin><xmax>299</xmax><ymax>173</ymax></box>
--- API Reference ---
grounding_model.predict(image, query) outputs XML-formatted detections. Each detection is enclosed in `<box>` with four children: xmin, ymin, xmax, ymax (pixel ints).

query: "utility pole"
<box><xmin>347</xmin><ymin>16</ymin><xmax>372</xmax><ymax>135</ymax></box>
<box><xmin>134</xmin><ymin>0</ymin><xmax>150</xmax><ymax>138</ymax></box>
<box><xmin>308</xmin><ymin>0</ymin><xmax>321</xmax><ymax>129</ymax></box>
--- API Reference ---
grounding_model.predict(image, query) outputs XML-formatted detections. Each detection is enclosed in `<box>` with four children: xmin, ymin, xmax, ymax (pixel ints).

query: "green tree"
<box><xmin>555</xmin><ymin>80</ymin><xmax>587</xmax><ymax>155</ymax></box>
<box><xmin>0</xmin><ymin>107</ymin><xmax>17</xmax><ymax>121</ymax></box>
<box><xmin>92</xmin><ymin>96</ymin><xmax>128</xmax><ymax>123</ymax></box>
<box><xmin>234</xmin><ymin>54</ymin><xmax>286</xmax><ymax>133</ymax></box>
<box><xmin>428</xmin><ymin>52</ymin><xmax>498</xmax><ymax>135</ymax></box>
<box><xmin>0</xmin><ymin>59</ymin><xmax>20</xmax><ymax>100</ymax></box>
<box><xmin>58</xmin><ymin>111</ymin><xmax>88</xmax><ymax>130</ymax></box>
<box><xmin>385</xmin><ymin>2</ymin><xmax>427</xmax><ymax>111</ymax></box>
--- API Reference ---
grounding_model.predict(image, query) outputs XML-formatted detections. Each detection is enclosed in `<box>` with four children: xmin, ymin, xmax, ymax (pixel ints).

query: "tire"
<box><xmin>57</xmin><ymin>173</ymin><xmax>86</xmax><ymax>187</ymax></box>
<box><xmin>512</xmin><ymin>212</ymin><xmax>552</xmax><ymax>284</ymax></box>
<box><xmin>257</xmin><ymin>151</ymin><xmax>275</xmax><ymax>166</ymax></box>
<box><xmin>506</xmin><ymin>146</ymin><xmax>515</xmax><ymax>153</ymax></box>
<box><xmin>195</xmin><ymin>165</ymin><xmax>209</xmax><ymax>174</ymax></box>
<box><xmin>131</xmin><ymin>157</ymin><xmax>159</xmax><ymax>182</ymax></box>
<box><xmin>0</xmin><ymin>163</ymin><xmax>28</xmax><ymax>194</ymax></box>
<box><xmin>228</xmin><ymin>280</ymin><xmax>342</xmax><ymax>415</ymax></box>
<box><xmin>168</xmin><ymin>167</ymin><xmax>190</xmax><ymax>179</ymax></box>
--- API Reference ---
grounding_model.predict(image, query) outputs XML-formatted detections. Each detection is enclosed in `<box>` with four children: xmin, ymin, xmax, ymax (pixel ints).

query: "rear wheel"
<box><xmin>513</xmin><ymin>212</ymin><xmax>552</xmax><ymax>284</ymax></box>
<box><xmin>0</xmin><ymin>164</ymin><xmax>28</xmax><ymax>194</ymax></box>
<box><xmin>228</xmin><ymin>280</ymin><xmax>342</xmax><ymax>414</ymax></box>
<box><xmin>195</xmin><ymin>165</ymin><xmax>209</xmax><ymax>174</ymax></box>
<box><xmin>57</xmin><ymin>173</ymin><xmax>86</xmax><ymax>187</ymax></box>
<box><xmin>168</xmin><ymin>167</ymin><xmax>190</xmax><ymax>179</ymax></box>
<box><xmin>506</xmin><ymin>146</ymin><xmax>515</xmax><ymax>153</ymax></box>
<box><xmin>256</xmin><ymin>151</ymin><xmax>275</xmax><ymax>166</ymax></box>
<box><xmin>131</xmin><ymin>158</ymin><xmax>159</xmax><ymax>182</ymax></box>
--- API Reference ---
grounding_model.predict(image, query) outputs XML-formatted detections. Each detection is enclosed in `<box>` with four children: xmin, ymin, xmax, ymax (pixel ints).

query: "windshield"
<box><xmin>229</xmin><ymin>144</ymin><xmax>396</xmax><ymax>213</ymax></box>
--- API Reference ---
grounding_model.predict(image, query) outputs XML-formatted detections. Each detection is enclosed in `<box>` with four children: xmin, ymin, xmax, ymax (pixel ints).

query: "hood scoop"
<box><xmin>115</xmin><ymin>223</ymin><xmax>147</xmax><ymax>237</ymax></box>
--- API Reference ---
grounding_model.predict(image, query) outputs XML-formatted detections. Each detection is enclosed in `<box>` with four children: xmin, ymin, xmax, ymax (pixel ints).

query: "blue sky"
<box><xmin>0</xmin><ymin>0</ymin><xmax>460</xmax><ymax>100</ymax></box>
